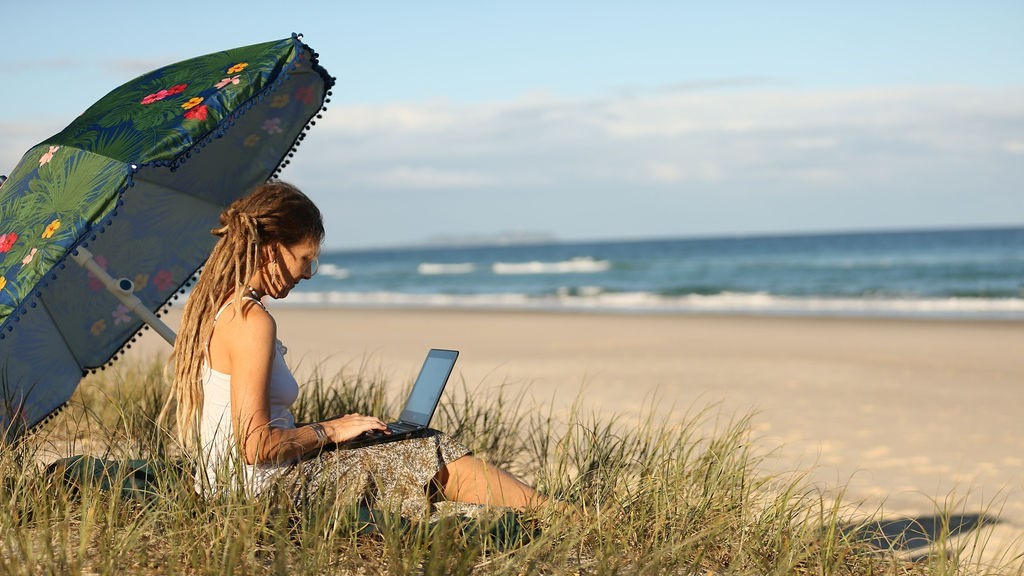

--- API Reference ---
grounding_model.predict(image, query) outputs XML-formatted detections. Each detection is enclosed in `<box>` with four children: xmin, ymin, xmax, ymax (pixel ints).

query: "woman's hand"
<box><xmin>320</xmin><ymin>413</ymin><xmax>390</xmax><ymax>443</ymax></box>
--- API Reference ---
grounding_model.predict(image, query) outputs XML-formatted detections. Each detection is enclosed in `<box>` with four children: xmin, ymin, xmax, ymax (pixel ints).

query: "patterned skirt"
<box><xmin>281</xmin><ymin>429</ymin><xmax>472</xmax><ymax>519</ymax></box>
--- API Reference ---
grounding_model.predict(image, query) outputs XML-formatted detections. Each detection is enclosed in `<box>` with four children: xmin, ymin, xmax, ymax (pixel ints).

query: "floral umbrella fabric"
<box><xmin>0</xmin><ymin>34</ymin><xmax>334</xmax><ymax>438</ymax></box>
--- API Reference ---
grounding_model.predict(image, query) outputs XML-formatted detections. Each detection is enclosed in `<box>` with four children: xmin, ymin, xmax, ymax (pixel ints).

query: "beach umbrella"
<box><xmin>0</xmin><ymin>34</ymin><xmax>334</xmax><ymax>439</ymax></box>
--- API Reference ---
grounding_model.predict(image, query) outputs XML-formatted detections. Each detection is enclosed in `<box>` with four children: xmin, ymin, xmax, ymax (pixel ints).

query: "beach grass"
<box><xmin>2</xmin><ymin>356</ymin><xmax>1020</xmax><ymax>575</ymax></box>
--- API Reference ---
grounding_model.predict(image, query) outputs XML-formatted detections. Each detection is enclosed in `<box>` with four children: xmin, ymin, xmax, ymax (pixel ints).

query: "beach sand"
<box><xmin>129</xmin><ymin>307</ymin><xmax>1024</xmax><ymax>559</ymax></box>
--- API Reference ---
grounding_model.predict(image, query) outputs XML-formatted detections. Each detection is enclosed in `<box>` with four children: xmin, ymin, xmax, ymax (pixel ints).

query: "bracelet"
<box><xmin>309</xmin><ymin>422</ymin><xmax>329</xmax><ymax>445</ymax></box>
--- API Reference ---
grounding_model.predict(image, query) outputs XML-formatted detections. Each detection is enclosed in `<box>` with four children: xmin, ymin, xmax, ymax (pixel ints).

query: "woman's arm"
<box><xmin>224</xmin><ymin>306</ymin><xmax>304</xmax><ymax>463</ymax></box>
<box><xmin>216</xmin><ymin>302</ymin><xmax>387</xmax><ymax>464</ymax></box>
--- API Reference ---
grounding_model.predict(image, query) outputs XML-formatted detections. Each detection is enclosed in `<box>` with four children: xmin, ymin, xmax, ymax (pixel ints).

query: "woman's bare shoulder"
<box><xmin>212</xmin><ymin>299</ymin><xmax>277</xmax><ymax>354</ymax></box>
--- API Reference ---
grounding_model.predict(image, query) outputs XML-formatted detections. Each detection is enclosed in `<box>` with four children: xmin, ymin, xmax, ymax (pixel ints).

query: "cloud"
<box><xmin>647</xmin><ymin>162</ymin><xmax>683</xmax><ymax>183</ymax></box>
<box><xmin>1004</xmin><ymin>141</ymin><xmax>1024</xmax><ymax>155</ymax></box>
<box><xmin>2</xmin><ymin>57</ymin><xmax>158</xmax><ymax>79</ymax></box>
<box><xmin>105</xmin><ymin>58</ymin><xmax>178</xmax><ymax>76</ymax></box>
<box><xmin>646</xmin><ymin>162</ymin><xmax>723</xmax><ymax>183</ymax></box>
<box><xmin>286</xmin><ymin>82</ymin><xmax>1024</xmax><ymax>246</ymax></box>
<box><xmin>659</xmin><ymin>76</ymin><xmax>790</xmax><ymax>92</ymax></box>
<box><xmin>304</xmin><ymin>84</ymin><xmax>1023</xmax><ymax>193</ymax></box>
<box><xmin>0</xmin><ymin>120</ymin><xmax>66</xmax><ymax>172</ymax></box>
<box><xmin>359</xmin><ymin>166</ymin><xmax>494</xmax><ymax>190</ymax></box>
<box><xmin>325</xmin><ymin>103</ymin><xmax>462</xmax><ymax>134</ymax></box>
<box><xmin>786</xmin><ymin>137</ymin><xmax>839</xmax><ymax>150</ymax></box>
<box><xmin>356</xmin><ymin>84</ymin><xmax>1015</xmax><ymax>166</ymax></box>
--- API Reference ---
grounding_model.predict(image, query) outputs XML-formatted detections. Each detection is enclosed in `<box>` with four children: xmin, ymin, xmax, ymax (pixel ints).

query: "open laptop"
<box><xmin>330</xmin><ymin>348</ymin><xmax>458</xmax><ymax>450</ymax></box>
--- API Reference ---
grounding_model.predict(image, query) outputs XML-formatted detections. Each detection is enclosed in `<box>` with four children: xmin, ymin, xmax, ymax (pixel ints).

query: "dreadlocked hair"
<box><xmin>159</xmin><ymin>181</ymin><xmax>324</xmax><ymax>451</ymax></box>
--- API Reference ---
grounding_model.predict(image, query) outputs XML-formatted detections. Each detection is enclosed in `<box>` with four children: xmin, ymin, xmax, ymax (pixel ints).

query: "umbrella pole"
<box><xmin>70</xmin><ymin>247</ymin><xmax>177</xmax><ymax>346</ymax></box>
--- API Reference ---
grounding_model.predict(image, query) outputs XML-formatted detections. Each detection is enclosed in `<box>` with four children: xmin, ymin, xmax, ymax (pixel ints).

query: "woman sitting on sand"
<box><xmin>160</xmin><ymin>181</ymin><xmax>543</xmax><ymax>517</ymax></box>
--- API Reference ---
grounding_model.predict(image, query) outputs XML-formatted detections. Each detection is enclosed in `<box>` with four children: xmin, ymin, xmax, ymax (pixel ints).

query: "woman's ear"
<box><xmin>260</xmin><ymin>242</ymin><xmax>279</xmax><ymax>264</ymax></box>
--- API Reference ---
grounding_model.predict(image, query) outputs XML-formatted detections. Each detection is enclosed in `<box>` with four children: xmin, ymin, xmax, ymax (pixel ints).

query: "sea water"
<box><xmin>286</xmin><ymin>227</ymin><xmax>1024</xmax><ymax>319</ymax></box>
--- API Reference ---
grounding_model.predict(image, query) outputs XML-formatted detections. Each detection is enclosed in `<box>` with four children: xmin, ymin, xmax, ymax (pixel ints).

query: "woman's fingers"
<box><xmin>346</xmin><ymin>414</ymin><xmax>387</xmax><ymax>428</ymax></box>
<box><xmin>323</xmin><ymin>414</ymin><xmax>389</xmax><ymax>442</ymax></box>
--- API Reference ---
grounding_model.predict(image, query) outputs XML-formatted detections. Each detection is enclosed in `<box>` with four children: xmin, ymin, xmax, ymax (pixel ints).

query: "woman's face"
<box><xmin>262</xmin><ymin>237</ymin><xmax>320</xmax><ymax>299</ymax></box>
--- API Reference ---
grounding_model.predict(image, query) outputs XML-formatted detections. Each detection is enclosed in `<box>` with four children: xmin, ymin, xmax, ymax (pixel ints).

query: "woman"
<box><xmin>161</xmin><ymin>181</ymin><xmax>543</xmax><ymax>518</ymax></box>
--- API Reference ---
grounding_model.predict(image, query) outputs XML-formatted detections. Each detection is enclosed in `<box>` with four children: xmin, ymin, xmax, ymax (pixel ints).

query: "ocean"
<box><xmin>285</xmin><ymin>227</ymin><xmax>1024</xmax><ymax>319</ymax></box>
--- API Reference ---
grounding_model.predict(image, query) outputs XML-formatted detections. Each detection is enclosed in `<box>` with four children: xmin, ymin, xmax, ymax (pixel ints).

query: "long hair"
<box><xmin>160</xmin><ymin>181</ymin><xmax>324</xmax><ymax>450</ymax></box>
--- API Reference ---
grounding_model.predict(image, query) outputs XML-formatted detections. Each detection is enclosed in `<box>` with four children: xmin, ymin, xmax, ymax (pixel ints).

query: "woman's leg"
<box><xmin>435</xmin><ymin>455</ymin><xmax>546</xmax><ymax>510</ymax></box>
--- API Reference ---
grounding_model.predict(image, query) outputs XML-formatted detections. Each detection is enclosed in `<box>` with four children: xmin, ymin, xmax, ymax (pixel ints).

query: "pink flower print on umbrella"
<box><xmin>215</xmin><ymin>76</ymin><xmax>241</xmax><ymax>89</ymax></box>
<box><xmin>0</xmin><ymin>232</ymin><xmax>17</xmax><ymax>253</ymax></box>
<box><xmin>152</xmin><ymin>269</ymin><xmax>175</xmax><ymax>291</ymax></box>
<box><xmin>262</xmin><ymin>118</ymin><xmax>283</xmax><ymax>134</ymax></box>
<box><xmin>112</xmin><ymin>304</ymin><xmax>131</xmax><ymax>326</ymax></box>
<box><xmin>39</xmin><ymin>146</ymin><xmax>59</xmax><ymax>167</ymax></box>
<box><xmin>141</xmin><ymin>84</ymin><xmax>187</xmax><ymax>105</ymax></box>
<box><xmin>21</xmin><ymin>248</ymin><xmax>37</xmax><ymax>266</ymax></box>
<box><xmin>141</xmin><ymin>90</ymin><xmax>170</xmax><ymax>105</ymax></box>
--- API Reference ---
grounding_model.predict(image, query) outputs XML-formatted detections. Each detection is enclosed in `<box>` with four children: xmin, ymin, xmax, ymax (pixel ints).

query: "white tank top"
<box><xmin>197</xmin><ymin>297</ymin><xmax>299</xmax><ymax>494</ymax></box>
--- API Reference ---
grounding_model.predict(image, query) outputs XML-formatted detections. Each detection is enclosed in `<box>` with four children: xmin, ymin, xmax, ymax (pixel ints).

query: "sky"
<box><xmin>1</xmin><ymin>1</ymin><xmax>1022</xmax><ymax>249</ymax></box>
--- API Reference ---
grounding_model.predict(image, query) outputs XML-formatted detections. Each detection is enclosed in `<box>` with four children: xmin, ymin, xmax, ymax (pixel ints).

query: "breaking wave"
<box><xmin>492</xmin><ymin>257</ymin><xmax>611</xmax><ymax>275</ymax></box>
<box><xmin>281</xmin><ymin>289</ymin><xmax>1024</xmax><ymax>319</ymax></box>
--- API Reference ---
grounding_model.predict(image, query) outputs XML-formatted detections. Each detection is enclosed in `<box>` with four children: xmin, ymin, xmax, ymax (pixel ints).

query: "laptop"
<box><xmin>331</xmin><ymin>348</ymin><xmax>458</xmax><ymax>450</ymax></box>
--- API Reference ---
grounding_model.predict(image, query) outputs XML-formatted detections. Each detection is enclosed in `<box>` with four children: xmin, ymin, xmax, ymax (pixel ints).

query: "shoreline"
<box><xmin>127</xmin><ymin>306</ymin><xmax>1024</xmax><ymax>555</ymax></box>
<box><xmin>162</xmin><ymin>297</ymin><xmax>1024</xmax><ymax>323</ymax></box>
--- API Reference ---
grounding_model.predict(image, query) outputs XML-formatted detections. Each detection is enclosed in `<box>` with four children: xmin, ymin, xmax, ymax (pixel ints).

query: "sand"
<box><xmin>129</xmin><ymin>306</ymin><xmax>1024</xmax><ymax>558</ymax></box>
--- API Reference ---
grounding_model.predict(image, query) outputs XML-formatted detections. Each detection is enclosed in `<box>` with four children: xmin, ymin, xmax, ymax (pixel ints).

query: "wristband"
<box><xmin>309</xmin><ymin>422</ymin><xmax>329</xmax><ymax>445</ymax></box>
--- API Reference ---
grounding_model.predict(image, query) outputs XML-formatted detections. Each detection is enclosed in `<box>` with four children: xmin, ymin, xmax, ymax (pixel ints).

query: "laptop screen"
<box><xmin>398</xmin><ymin>349</ymin><xmax>458</xmax><ymax>425</ymax></box>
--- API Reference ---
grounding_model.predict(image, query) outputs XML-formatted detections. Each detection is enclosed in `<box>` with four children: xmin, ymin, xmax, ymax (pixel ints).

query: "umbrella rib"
<box><xmin>129</xmin><ymin>175</ymin><xmax>238</xmax><ymax>212</ymax></box>
<box><xmin>37</xmin><ymin>294</ymin><xmax>88</xmax><ymax>373</ymax></box>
